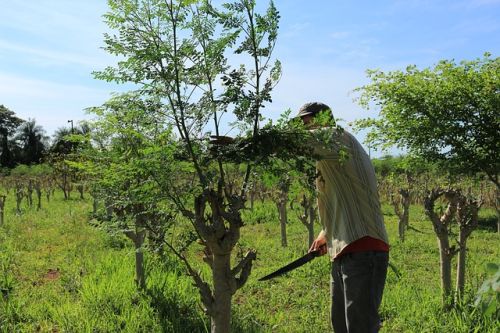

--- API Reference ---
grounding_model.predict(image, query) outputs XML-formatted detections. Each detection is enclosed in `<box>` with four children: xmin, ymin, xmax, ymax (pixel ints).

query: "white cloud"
<box><xmin>0</xmin><ymin>39</ymin><xmax>109</xmax><ymax>69</ymax></box>
<box><xmin>0</xmin><ymin>1</ymin><xmax>107</xmax><ymax>41</ymax></box>
<box><xmin>269</xmin><ymin>64</ymin><xmax>371</xmax><ymax>123</ymax></box>
<box><xmin>0</xmin><ymin>72</ymin><xmax>114</xmax><ymax>135</ymax></box>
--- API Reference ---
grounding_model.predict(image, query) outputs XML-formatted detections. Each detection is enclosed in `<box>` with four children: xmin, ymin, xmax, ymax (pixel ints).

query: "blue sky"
<box><xmin>0</xmin><ymin>0</ymin><xmax>498</xmax><ymax>156</ymax></box>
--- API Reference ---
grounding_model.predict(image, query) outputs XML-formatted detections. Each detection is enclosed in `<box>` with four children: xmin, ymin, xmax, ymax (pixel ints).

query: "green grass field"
<box><xmin>0</xmin><ymin>191</ymin><xmax>498</xmax><ymax>332</ymax></box>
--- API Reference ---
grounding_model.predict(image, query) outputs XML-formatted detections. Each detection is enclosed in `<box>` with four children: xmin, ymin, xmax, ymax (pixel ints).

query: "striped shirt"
<box><xmin>312</xmin><ymin>128</ymin><xmax>389</xmax><ymax>260</ymax></box>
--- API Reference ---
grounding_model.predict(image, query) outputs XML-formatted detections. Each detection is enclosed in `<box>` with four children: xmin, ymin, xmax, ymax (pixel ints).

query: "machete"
<box><xmin>258</xmin><ymin>248</ymin><xmax>323</xmax><ymax>281</ymax></box>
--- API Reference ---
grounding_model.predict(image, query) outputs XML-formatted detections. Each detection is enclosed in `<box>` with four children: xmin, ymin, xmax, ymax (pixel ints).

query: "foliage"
<box><xmin>0</xmin><ymin>105</ymin><xmax>24</xmax><ymax>138</ymax></box>
<box><xmin>354</xmin><ymin>54</ymin><xmax>500</xmax><ymax>187</ymax></box>
<box><xmin>474</xmin><ymin>263</ymin><xmax>500</xmax><ymax>318</ymax></box>
<box><xmin>83</xmin><ymin>92</ymin><xmax>187</xmax><ymax>253</ymax></box>
<box><xmin>91</xmin><ymin>1</ymin><xmax>286</xmax><ymax>331</ymax></box>
<box><xmin>0</xmin><ymin>105</ymin><xmax>24</xmax><ymax>168</ymax></box>
<box><xmin>14</xmin><ymin>119</ymin><xmax>49</xmax><ymax>165</ymax></box>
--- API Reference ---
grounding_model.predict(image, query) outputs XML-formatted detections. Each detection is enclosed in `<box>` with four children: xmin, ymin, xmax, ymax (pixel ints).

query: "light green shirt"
<box><xmin>312</xmin><ymin>128</ymin><xmax>389</xmax><ymax>260</ymax></box>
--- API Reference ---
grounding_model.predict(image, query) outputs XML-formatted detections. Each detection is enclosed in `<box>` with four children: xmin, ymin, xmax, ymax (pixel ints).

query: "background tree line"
<box><xmin>0</xmin><ymin>104</ymin><xmax>90</xmax><ymax>171</ymax></box>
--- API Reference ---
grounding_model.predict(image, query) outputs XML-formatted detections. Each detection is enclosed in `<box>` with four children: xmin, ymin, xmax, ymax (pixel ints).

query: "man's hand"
<box><xmin>309</xmin><ymin>231</ymin><xmax>327</xmax><ymax>256</ymax></box>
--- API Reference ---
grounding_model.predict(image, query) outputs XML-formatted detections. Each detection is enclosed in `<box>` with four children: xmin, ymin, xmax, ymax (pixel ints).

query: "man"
<box><xmin>301</xmin><ymin>102</ymin><xmax>389</xmax><ymax>333</ymax></box>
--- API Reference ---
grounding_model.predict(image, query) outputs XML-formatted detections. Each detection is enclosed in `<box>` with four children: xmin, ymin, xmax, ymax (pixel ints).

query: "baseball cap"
<box><xmin>296</xmin><ymin>102</ymin><xmax>332</xmax><ymax>118</ymax></box>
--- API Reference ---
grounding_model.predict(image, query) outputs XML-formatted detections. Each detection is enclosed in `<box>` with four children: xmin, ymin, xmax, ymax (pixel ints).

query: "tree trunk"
<box><xmin>297</xmin><ymin>194</ymin><xmax>316</xmax><ymax>248</ymax></box>
<box><xmin>61</xmin><ymin>178</ymin><xmax>69</xmax><ymax>200</ymax></box>
<box><xmin>493</xmin><ymin>187</ymin><xmax>499</xmax><ymax>234</ymax></box>
<box><xmin>0</xmin><ymin>195</ymin><xmax>5</xmax><ymax>226</ymax></box>
<box><xmin>67</xmin><ymin>182</ymin><xmax>72</xmax><ymax>200</ymax></box>
<box><xmin>35</xmin><ymin>182</ymin><xmax>42</xmax><ymax>210</ymax></box>
<box><xmin>77</xmin><ymin>184</ymin><xmax>84</xmax><ymax>199</ymax></box>
<box><xmin>277</xmin><ymin>201</ymin><xmax>287</xmax><ymax>247</ymax></box>
<box><xmin>424</xmin><ymin>189</ymin><xmax>460</xmax><ymax>309</ymax></box>
<box><xmin>307</xmin><ymin>205</ymin><xmax>315</xmax><ymax>247</ymax></box>
<box><xmin>276</xmin><ymin>178</ymin><xmax>290</xmax><ymax>248</ymax></box>
<box><xmin>27</xmin><ymin>180</ymin><xmax>33</xmax><ymax>207</ymax></box>
<box><xmin>455</xmin><ymin>195</ymin><xmax>481</xmax><ymax>298</ymax></box>
<box><xmin>392</xmin><ymin>189</ymin><xmax>410</xmax><ymax>242</ymax></box>
<box><xmin>249</xmin><ymin>185</ymin><xmax>255</xmax><ymax>211</ymax></box>
<box><xmin>134</xmin><ymin>230</ymin><xmax>146</xmax><ymax>290</ymax></box>
<box><xmin>105</xmin><ymin>200</ymin><xmax>113</xmax><ymax>220</ymax></box>
<box><xmin>496</xmin><ymin>200</ymin><xmax>499</xmax><ymax>234</ymax></box>
<box><xmin>45</xmin><ymin>187</ymin><xmax>51</xmax><ymax>202</ymax></box>
<box><xmin>93</xmin><ymin>198</ymin><xmax>98</xmax><ymax>216</ymax></box>
<box><xmin>437</xmin><ymin>235</ymin><xmax>453</xmax><ymax>308</ymax></box>
<box><xmin>211</xmin><ymin>253</ymin><xmax>233</xmax><ymax>333</ymax></box>
<box><xmin>15</xmin><ymin>185</ymin><xmax>23</xmax><ymax>215</ymax></box>
<box><xmin>455</xmin><ymin>232</ymin><xmax>467</xmax><ymax>298</ymax></box>
<box><xmin>124</xmin><ymin>228</ymin><xmax>146</xmax><ymax>290</ymax></box>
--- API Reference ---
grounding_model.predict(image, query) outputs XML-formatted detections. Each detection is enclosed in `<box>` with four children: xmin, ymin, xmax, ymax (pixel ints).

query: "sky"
<box><xmin>0</xmin><ymin>0</ymin><xmax>499</xmax><ymax>156</ymax></box>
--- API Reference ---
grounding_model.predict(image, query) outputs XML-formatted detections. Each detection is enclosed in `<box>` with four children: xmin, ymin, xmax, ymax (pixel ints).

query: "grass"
<box><xmin>0</xmin><ymin>191</ymin><xmax>498</xmax><ymax>332</ymax></box>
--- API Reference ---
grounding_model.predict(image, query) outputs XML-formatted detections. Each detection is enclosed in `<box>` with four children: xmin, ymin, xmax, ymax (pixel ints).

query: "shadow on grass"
<box><xmin>146</xmin><ymin>285</ymin><xmax>264</xmax><ymax>333</ymax></box>
<box><xmin>477</xmin><ymin>216</ymin><xmax>498</xmax><ymax>232</ymax></box>
<box><xmin>146</xmin><ymin>285</ymin><xmax>208</xmax><ymax>333</ymax></box>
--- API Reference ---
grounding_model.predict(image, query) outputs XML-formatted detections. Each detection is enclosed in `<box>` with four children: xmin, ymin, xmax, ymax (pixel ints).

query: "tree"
<box><xmin>51</xmin><ymin>126</ymin><xmax>76</xmax><ymax>155</ymax></box>
<box><xmin>85</xmin><ymin>92</ymin><xmax>182</xmax><ymax>290</ymax></box>
<box><xmin>0</xmin><ymin>105</ymin><xmax>24</xmax><ymax>168</ymax></box>
<box><xmin>14</xmin><ymin>118</ymin><xmax>48</xmax><ymax>165</ymax></box>
<box><xmin>356</xmin><ymin>54</ymin><xmax>498</xmax><ymax>307</ymax></box>
<box><xmin>93</xmin><ymin>1</ymin><xmax>283</xmax><ymax>331</ymax></box>
<box><xmin>355</xmin><ymin>54</ymin><xmax>499</xmax><ymax>188</ymax></box>
<box><xmin>49</xmin><ymin>123</ymin><xmax>91</xmax><ymax>200</ymax></box>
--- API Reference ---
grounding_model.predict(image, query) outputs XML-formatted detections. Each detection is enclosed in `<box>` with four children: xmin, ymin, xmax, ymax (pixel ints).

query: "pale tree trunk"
<box><xmin>249</xmin><ymin>183</ymin><xmax>256</xmax><ymax>211</ymax></box>
<box><xmin>133</xmin><ymin>229</ymin><xmax>147</xmax><ymax>290</ymax></box>
<box><xmin>27</xmin><ymin>180</ymin><xmax>33</xmax><ymax>208</ymax></box>
<box><xmin>15</xmin><ymin>183</ymin><xmax>23</xmax><ymax>215</ymax></box>
<box><xmin>77</xmin><ymin>183</ymin><xmax>84</xmax><ymax>199</ymax></box>
<box><xmin>455</xmin><ymin>195</ymin><xmax>481</xmax><ymax>298</ymax></box>
<box><xmin>105</xmin><ymin>200</ymin><xmax>113</xmax><ymax>220</ymax></box>
<box><xmin>93</xmin><ymin>198</ymin><xmax>98</xmax><ymax>216</ymax></box>
<box><xmin>277</xmin><ymin>201</ymin><xmax>288</xmax><ymax>247</ymax></box>
<box><xmin>35</xmin><ymin>181</ymin><xmax>42</xmax><ymax>210</ymax></box>
<box><xmin>211</xmin><ymin>253</ymin><xmax>233</xmax><ymax>333</ymax></box>
<box><xmin>275</xmin><ymin>177</ymin><xmax>290</xmax><ymax>248</ymax></box>
<box><xmin>391</xmin><ymin>188</ymin><xmax>410</xmax><ymax>242</ymax></box>
<box><xmin>297</xmin><ymin>194</ymin><xmax>316</xmax><ymax>248</ymax></box>
<box><xmin>455</xmin><ymin>232</ymin><xmax>467</xmax><ymax>298</ymax></box>
<box><xmin>437</xmin><ymin>235</ymin><xmax>454</xmax><ymax>306</ymax></box>
<box><xmin>59</xmin><ymin>174</ymin><xmax>69</xmax><ymax>200</ymax></box>
<box><xmin>124</xmin><ymin>214</ymin><xmax>147</xmax><ymax>290</ymax></box>
<box><xmin>171</xmin><ymin>189</ymin><xmax>256</xmax><ymax>333</ymax></box>
<box><xmin>424</xmin><ymin>189</ymin><xmax>460</xmax><ymax>309</ymax></box>
<box><xmin>0</xmin><ymin>195</ymin><xmax>6</xmax><ymax>226</ymax></box>
<box><xmin>67</xmin><ymin>182</ymin><xmax>73</xmax><ymax>200</ymax></box>
<box><xmin>307</xmin><ymin>205</ymin><xmax>315</xmax><ymax>247</ymax></box>
<box><xmin>45</xmin><ymin>184</ymin><xmax>51</xmax><ymax>202</ymax></box>
<box><xmin>495</xmin><ymin>188</ymin><xmax>499</xmax><ymax>234</ymax></box>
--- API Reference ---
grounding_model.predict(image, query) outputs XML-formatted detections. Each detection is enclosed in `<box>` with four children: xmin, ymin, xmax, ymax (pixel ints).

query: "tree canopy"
<box><xmin>354</xmin><ymin>54</ymin><xmax>499</xmax><ymax>188</ymax></box>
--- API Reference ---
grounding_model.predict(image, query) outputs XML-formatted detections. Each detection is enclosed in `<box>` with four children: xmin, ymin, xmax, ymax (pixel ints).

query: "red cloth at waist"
<box><xmin>335</xmin><ymin>236</ymin><xmax>389</xmax><ymax>259</ymax></box>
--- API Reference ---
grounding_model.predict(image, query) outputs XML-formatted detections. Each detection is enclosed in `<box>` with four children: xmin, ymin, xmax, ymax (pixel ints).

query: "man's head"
<box><xmin>296</xmin><ymin>102</ymin><xmax>333</xmax><ymax>127</ymax></box>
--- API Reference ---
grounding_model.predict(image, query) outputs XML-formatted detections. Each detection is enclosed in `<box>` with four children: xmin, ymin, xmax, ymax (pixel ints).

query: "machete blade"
<box><xmin>258</xmin><ymin>249</ymin><xmax>321</xmax><ymax>281</ymax></box>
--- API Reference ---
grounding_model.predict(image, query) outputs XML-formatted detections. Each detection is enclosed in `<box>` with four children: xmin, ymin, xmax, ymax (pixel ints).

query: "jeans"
<box><xmin>330</xmin><ymin>251</ymin><xmax>389</xmax><ymax>333</ymax></box>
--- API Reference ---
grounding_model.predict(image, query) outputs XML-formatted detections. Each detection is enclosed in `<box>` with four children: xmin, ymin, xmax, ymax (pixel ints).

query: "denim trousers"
<box><xmin>330</xmin><ymin>251</ymin><xmax>389</xmax><ymax>333</ymax></box>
